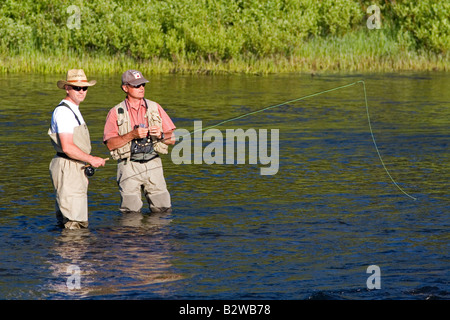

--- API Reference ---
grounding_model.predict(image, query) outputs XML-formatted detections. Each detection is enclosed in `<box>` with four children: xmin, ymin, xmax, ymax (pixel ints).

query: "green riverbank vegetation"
<box><xmin>1</xmin><ymin>0</ymin><xmax>449</xmax><ymax>74</ymax></box>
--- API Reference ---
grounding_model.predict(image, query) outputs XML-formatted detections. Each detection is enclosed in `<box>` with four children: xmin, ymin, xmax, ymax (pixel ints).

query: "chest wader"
<box><xmin>110</xmin><ymin>99</ymin><xmax>172</xmax><ymax>213</ymax></box>
<box><xmin>48</xmin><ymin>102</ymin><xmax>92</xmax><ymax>229</ymax></box>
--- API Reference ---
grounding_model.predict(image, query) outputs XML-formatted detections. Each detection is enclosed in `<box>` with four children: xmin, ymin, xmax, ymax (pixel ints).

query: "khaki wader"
<box><xmin>117</xmin><ymin>157</ymin><xmax>171</xmax><ymax>213</ymax></box>
<box><xmin>111</xmin><ymin>99</ymin><xmax>171</xmax><ymax>213</ymax></box>
<box><xmin>49</xmin><ymin>121</ymin><xmax>92</xmax><ymax>229</ymax></box>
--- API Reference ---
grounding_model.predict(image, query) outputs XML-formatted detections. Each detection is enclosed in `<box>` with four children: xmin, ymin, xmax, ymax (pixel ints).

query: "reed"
<box><xmin>1</xmin><ymin>30</ymin><xmax>447</xmax><ymax>75</ymax></box>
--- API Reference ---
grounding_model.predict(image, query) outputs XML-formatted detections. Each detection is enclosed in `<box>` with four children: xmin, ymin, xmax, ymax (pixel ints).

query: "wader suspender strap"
<box><xmin>55</xmin><ymin>102</ymin><xmax>82</xmax><ymax>159</ymax></box>
<box><xmin>58</xmin><ymin>102</ymin><xmax>81</xmax><ymax>126</ymax></box>
<box><xmin>143</xmin><ymin>98</ymin><xmax>149</xmax><ymax>111</ymax></box>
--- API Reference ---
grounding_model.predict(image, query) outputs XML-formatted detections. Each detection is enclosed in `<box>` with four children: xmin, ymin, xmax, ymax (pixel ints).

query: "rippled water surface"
<box><xmin>0</xmin><ymin>72</ymin><xmax>448</xmax><ymax>300</ymax></box>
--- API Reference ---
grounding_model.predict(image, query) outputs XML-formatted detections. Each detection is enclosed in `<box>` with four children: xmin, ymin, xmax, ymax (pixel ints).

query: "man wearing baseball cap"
<box><xmin>49</xmin><ymin>69</ymin><xmax>107</xmax><ymax>229</ymax></box>
<box><xmin>103</xmin><ymin>70</ymin><xmax>176</xmax><ymax>214</ymax></box>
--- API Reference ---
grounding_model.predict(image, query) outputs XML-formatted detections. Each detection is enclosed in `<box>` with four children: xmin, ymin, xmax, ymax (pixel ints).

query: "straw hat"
<box><xmin>57</xmin><ymin>69</ymin><xmax>97</xmax><ymax>89</ymax></box>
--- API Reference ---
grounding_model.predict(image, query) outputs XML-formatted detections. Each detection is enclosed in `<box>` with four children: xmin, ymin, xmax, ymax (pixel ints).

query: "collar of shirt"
<box><xmin>126</xmin><ymin>98</ymin><xmax>148</xmax><ymax>128</ymax></box>
<box><xmin>126</xmin><ymin>98</ymin><xmax>146</xmax><ymax>110</ymax></box>
<box><xmin>61</xmin><ymin>99</ymin><xmax>80</xmax><ymax>112</ymax></box>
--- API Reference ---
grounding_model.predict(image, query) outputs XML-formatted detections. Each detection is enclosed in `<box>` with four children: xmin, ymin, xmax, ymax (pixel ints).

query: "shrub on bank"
<box><xmin>0</xmin><ymin>0</ymin><xmax>448</xmax><ymax>72</ymax></box>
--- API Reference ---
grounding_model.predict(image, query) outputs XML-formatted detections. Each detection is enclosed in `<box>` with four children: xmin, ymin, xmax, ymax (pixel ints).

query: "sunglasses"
<box><xmin>70</xmin><ymin>86</ymin><xmax>88</xmax><ymax>92</ymax></box>
<box><xmin>128</xmin><ymin>83</ymin><xmax>146</xmax><ymax>88</ymax></box>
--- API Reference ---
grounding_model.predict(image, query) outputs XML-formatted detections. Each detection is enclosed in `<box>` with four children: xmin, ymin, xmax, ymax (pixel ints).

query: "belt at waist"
<box><xmin>118</xmin><ymin>154</ymin><xmax>159</xmax><ymax>164</ymax></box>
<box><xmin>56</xmin><ymin>153</ymin><xmax>86</xmax><ymax>165</ymax></box>
<box><xmin>131</xmin><ymin>159</ymin><xmax>151</xmax><ymax>163</ymax></box>
<box><xmin>56</xmin><ymin>152</ymin><xmax>72</xmax><ymax>160</ymax></box>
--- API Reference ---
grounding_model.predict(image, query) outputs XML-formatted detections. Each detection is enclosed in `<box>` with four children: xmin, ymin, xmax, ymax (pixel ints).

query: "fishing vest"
<box><xmin>110</xmin><ymin>99</ymin><xmax>168</xmax><ymax>161</ymax></box>
<box><xmin>48</xmin><ymin>102</ymin><xmax>92</xmax><ymax>157</ymax></box>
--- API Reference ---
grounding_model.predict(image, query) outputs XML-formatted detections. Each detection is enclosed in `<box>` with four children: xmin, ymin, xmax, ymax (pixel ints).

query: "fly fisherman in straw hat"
<box><xmin>103</xmin><ymin>70</ymin><xmax>176</xmax><ymax>214</ymax></box>
<box><xmin>49</xmin><ymin>69</ymin><xmax>107</xmax><ymax>229</ymax></box>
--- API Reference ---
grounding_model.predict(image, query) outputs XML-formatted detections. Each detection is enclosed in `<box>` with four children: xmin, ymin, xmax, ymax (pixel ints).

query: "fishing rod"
<box><xmin>82</xmin><ymin>158</ymin><xmax>110</xmax><ymax>177</ymax></box>
<box><xmin>103</xmin><ymin>80</ymin><xmax>418</xmax><ymax>200</ymax></box>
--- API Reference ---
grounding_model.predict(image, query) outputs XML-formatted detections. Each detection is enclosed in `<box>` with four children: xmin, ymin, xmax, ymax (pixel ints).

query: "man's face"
<box><xmin>123</xmin><ymin>83</ymin><xmax>146</xmax><ymax>100</ymax></box>
<box><xmin>65</xmin><ymin>85</ymin><xmax>88</xmax><ymax>105</ymax></box>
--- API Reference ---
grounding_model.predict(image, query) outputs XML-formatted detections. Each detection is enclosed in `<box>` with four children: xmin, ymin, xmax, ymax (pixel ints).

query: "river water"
<box><xmin>0</xmin><ymin>72</ymin><xmax>448</xmax><ymax>300</ymax></box>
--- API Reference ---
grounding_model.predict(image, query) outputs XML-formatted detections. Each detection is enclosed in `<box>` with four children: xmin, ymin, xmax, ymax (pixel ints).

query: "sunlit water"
<box><xmin>0</xmin><ymin>72</ymin><xmax>448</xmax><ymax>300</ymax></box>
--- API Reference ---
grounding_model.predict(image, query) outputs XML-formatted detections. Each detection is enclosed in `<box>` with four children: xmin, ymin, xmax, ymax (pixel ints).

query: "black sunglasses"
<box><xmin>70</xmin><ymin>86</ymin><xmax>88</xmax><ymax>92</ymax></box>
<box><xmin>128</xmin><ymin>83</ymin><xmax>146</xmax><ymax>88</ymax></box>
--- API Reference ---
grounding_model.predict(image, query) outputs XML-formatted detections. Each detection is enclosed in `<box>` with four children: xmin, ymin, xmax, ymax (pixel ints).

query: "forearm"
<box><xmin>105</xmin><ymin>131</ymin><xmax>136</xmax><ymax>151</ymax></box>
<box><xmin>59</xmin><ymin>133</ymin><xmax>106</xmax><ymax>167</ymax></box>
<box><xmin>162</xmin><ymin>131</ymin><xmax>175</xmax><ymax>145</ymax></box>
<box><xmin>62</xmin><ymin>143</ymin><xmax>96</xmax><ymax>164</ymax></box>
<box><xmin>107</xmin><ymin>128</ymin><xmax>174</xmax><ymax>149</ymax></box>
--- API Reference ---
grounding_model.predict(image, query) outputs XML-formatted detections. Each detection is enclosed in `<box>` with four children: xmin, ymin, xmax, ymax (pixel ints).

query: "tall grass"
<box><xmin>0</xmin><ymin>0</ymin><xmax>448</xmax><ymax>74</ymax></box>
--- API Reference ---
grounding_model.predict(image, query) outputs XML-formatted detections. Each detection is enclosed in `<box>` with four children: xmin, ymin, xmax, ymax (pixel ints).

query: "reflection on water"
<box><xmin>46</xmin><ymin>212</ymin><xmax>183</xmax><ymax>299</ymax></box>
<box><xmin>0</xmin><ymin>72</ymin><xmax>448</xmax><ymax>299</ymax></box>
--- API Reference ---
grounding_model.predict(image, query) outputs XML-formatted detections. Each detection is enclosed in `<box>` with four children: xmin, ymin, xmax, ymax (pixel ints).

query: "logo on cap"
<box><xmin>132</xmin><ymin>71</ymin><xmax>141</xmax><ymax>79</ymax></box>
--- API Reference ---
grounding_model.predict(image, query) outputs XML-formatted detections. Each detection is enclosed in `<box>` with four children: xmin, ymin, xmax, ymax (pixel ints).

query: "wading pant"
<box><xmin>117</xmin><ymin>157</ymin><xmax>171</xmax><ymax>213</ymax></box>
<box><xmin>49</xmin><ymin>157</ymin><xmax>89</xmax><ymax>229</ymax></box>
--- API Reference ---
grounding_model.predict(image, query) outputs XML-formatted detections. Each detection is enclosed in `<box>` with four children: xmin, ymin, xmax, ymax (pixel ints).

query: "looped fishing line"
<box><xmin>358</xmin><ymin>81</ymin><xmax>416</xmax><ymax>200</ymax></box>
<box><xmin>30</xmin><ymin>80</ymin><xmax>414</xmax><ymax>200</ymax></box>
<box><xmin>155</xmin><ymin>80</ymin><xmax>416</xmax><ymax>200</ymax></box>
